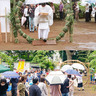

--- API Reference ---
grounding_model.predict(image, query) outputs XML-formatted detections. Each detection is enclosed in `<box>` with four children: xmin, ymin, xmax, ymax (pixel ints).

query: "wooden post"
<box><xmin>0</xmin><ymin>21</ymin><xmax>2</xmax><ymax>42</ymax></box>
<box><xmin>5</xmin><ymin>8</ymin><xmax>7</xmax><ymax>43</ymax></box>
<box><xmin>10</xmin><ymin>23</ymin><xmax>13</xmax><ymax>42</ymax></box>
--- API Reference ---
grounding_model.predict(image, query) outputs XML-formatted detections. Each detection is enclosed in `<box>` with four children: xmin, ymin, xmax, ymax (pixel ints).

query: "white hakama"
<box><xmin>34</xmin><ymin>5</ymin><xmax>53</xmax><ymax>40</ymax></box>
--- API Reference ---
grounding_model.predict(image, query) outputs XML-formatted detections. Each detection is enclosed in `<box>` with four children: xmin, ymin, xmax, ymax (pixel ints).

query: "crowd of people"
<box><xmin>85</xmin><ymin>3</ymin><xmax>96</xmax><ymax>22</ymax></box>
<box><xmin>0</xmin><ymin>68</ymin><xmax>85</xmax><ymax>96</ymax></box>
<box><xmin>19</xmin><ymin>2</ymin><xmax>96</xmax><ymax>42</ymax></box>
<box><xmin>21</xmin><ymin>2</ymin><xmax>96</xmax><ymax>34</ymax></box>
<box><xmin>21</xmin><ymin>3</ymin><xmax>54</xmax><ymax>42</ymax></box>
<box><xmin>73</xmin><ymin>2</ymin><xmax>96</xmax><ymax>22</ymax></box>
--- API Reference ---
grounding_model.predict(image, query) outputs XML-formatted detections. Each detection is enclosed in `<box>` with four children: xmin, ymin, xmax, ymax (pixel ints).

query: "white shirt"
<box><xmin>77</xmin><ymin>76</ymin><xmax>83</xmax><ymax>83</ymax></box>
<box><xmin>34</xmin><ymin>5</ymin><xmax>53</xmax><ymax>29</ymax></box>
<box><xmin>86</xmin><ymin>5</ymin><xmax>89</xmax><ymax>12</ymax></box>
<box><xmin>38</xmin><ymin>82</ymin><xmax>48</xmax><ymax>96</ymax></box>
<box><xmin>24</xmin><ymin>8</ymin><xmax>29</xmax><ymax>17</ymax></box>
<box><xmin>94</xmin><ymin>73</ymin><xmax>96</xmax><ymax>79</ymax></box>
<box><xmin>94</xmin><ymin>6</ymin><xmax>96</xmax><ymax>13</ymax></box>
<box><xmin>75</xmin><ymin>5</ymin><xmax>79</xmax><ymax>11</ymax></box>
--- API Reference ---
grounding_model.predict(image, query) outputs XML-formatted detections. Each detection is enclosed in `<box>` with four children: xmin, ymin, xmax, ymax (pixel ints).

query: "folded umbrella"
<box><xmin>2</xmin><ymin>71</ymin><xmax>20</xmax><ymax>78</ymax></box>
<box><xmin>65</xmin><ymin>69</ymin><xmax>81</xmax><ymax>77</ymax></box>
<box><xmin>45</xmin><ymin>71</ymin><xmax>66</xmax><ymax>85</ymax></box>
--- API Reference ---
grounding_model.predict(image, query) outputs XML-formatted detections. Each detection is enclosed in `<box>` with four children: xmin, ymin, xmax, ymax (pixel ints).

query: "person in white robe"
<box><xmin>34</xmin><ymin>3</ymin><xmax>53</xmax><ymax>42</ymax></box>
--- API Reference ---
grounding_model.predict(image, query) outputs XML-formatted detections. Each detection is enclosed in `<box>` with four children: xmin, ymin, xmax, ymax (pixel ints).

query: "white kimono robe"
<box><xmin>34</xmin><ymin>5</ymin><xmax>53</xmax><ymax>39</ymax></box>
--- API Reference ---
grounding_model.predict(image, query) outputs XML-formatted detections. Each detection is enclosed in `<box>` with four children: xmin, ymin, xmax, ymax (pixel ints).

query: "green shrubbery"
<box><xmin>54</xmin><ymin>4</ymin><xmax>60</xmax><ymax>19</ymax></box>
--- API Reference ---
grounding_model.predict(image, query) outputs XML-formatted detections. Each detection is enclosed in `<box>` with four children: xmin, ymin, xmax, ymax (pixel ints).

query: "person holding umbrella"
<box><xmin>69</xmin><ymin>76</ymin><xmax>76</xmax><ymax>96</ymax></box>
<box><xmin>61</xmin><ymin>75</ymin><xmax>71</xmax><ymax>96</ymax></box>
<box><xmin>77</xmin><ymin>72</ymin><xmax>84</xmax><ymax>91</ymax></box>
<box><xmin>0</xmin><ymin>79</ymin><xmax>8</xmax><ymax>96</ymax></box>
<box><xmin>50</xmin><ymin>85</ymin><xmax>61</xmax><ymax>96</ymax></box>
<box><xmin>10</xmin><ymin>78</ymin><xmax>18</xmax><ymax>96</ymax></box>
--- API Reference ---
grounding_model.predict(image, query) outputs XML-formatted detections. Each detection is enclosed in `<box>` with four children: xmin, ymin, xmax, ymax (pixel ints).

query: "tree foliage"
<box><xmin>88</xmin><ymin>51</ymin><xmax>96</xmax><ymax>71</ymax></box>
<box><xmin>0</xmin><ymin>51</ymin><xmax>13</xmax><ymax>70</ymax></box>
<box><xmin>6</xmin><ymin>51</ymin><xmax>55</xmax><ymax>70</ymax></box>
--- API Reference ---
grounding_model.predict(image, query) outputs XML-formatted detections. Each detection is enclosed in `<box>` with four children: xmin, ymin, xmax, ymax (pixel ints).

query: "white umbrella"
<box><xmin>25</xmin><ymin>0</ymin><xmax>61</xmax><ymax>4</ymax></box>
<box><xmin>81</xmin><ymin>0</ymin><xmax>90</xmax><ymax>6</ymax></box>
<box><xmin>61</xmin><ymin>65</ymin><xmax>73</xmax><ymax>72</ymax></box>
<box><xmin>72</xmin><ymin>63</ymin><xmax>85</xmax><ymax>70</ymax></box>
<box><xmin>25</xmin><ymin>0</ymin><xmax>37</xmax><ymax>4</ymax></box>
<box><xmin>45</xmin><ymin>71</ymin><xmax>66</xmax><ymax>85</ymax></box>
<box><xmin>25</xmin><ymin>0</ymin><xmax>51</xmax><ymax>4</ymax></box>
<box><xmin>50</xmin><ymin>0</ymin><xmax>61</xmax><ymax>4</ymax></box>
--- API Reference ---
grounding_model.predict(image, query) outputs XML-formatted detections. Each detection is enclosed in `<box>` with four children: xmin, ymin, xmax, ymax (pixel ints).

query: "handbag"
<box><xmin>21</xmin><ymin>16</ymin><xmax>26</xmax><ymax>26</ymax></box>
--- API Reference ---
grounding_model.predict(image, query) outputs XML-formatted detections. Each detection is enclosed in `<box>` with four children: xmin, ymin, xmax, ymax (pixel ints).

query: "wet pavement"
<box><xmin>0</xmin><ymin>19</ymin><xmax>96</xmax><ymax>50</ymax></box>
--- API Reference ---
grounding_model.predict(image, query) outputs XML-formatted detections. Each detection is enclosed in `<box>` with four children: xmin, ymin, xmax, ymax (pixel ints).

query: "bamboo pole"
<box><xmin>0</xmin><ymin>22</ymin><xmax>2</xmax><ymax>42</ymax></box>
<box><xmin>10</xmin><ymin>23</ymin><xmax>13</xmax><ymax>42</ymax></box>
<box><xmin>5</xmin><ymin>8</ymin><xmax>7</xmax><ymax>43</ymax></box>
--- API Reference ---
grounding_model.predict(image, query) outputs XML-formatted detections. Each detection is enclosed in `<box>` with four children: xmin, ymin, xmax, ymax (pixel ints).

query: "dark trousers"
<box><xmin>11</xmin><ymin>89</ymin><xmax>17</xmax><ymax>96</ymax></box>
<box><xmin>25</xmin><ymin>16</ymin><xmax>29</xmax><ymax>29</ymax></box>
<box><xmin>60</xmin><ymin>12</ymin><xmax>63</xmax><ymax>20</ymax></box>
<box><xmin>85</xmin><ymin>12</ymin><xmax>89</xmax><ymax>22</ymax></box>
<box><xmin>89</xmin><ymin>12</ymin><xmax>91</xmax><ymax>21</ymax></box>
<box><xmin>0</xmin><ymin>94</ymin><xmax>7</xmax><ymax>96</ymax></box>
<box><xmin>95</xmin><ymin>12</ymin><xmax>96</xmax><ymax>22</ymax></box>
<box><xmin>73</xmin><ymin>10</ymin><xmax>75</xmax><ymax>19</ymax></box>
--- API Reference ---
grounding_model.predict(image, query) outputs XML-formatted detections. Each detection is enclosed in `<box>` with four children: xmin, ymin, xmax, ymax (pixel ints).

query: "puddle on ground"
<box><xmin>77</xmin><ymin>42</ymin><xmax>96</xmax><ymax>50</ymax></box>
<box><xmin>59</xmin><ymin>40</ymin><xmax>65</xmax><ymax>42</ymax></box>
<box><xmin>79</xmin><ymin>32</ymin><xmax>96</xmax><ymax>35</ymax></box>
